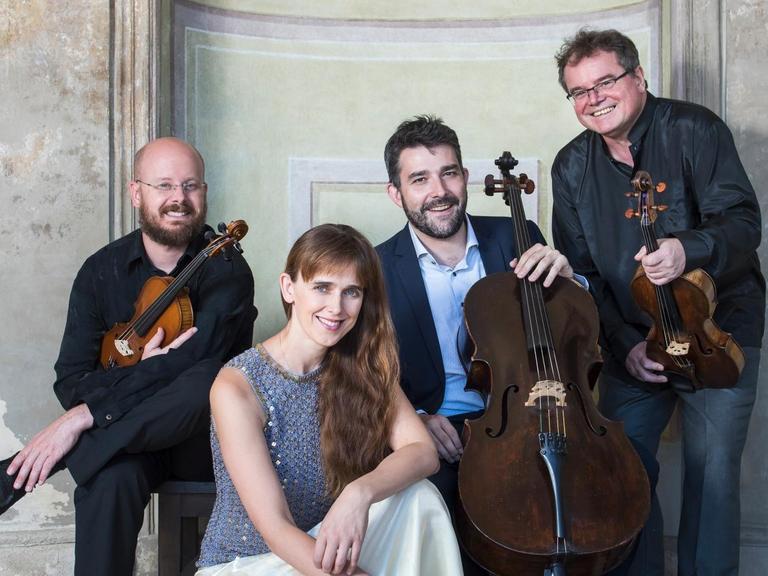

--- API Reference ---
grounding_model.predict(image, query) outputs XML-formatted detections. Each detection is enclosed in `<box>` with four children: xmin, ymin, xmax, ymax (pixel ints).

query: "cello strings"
<box><xmin>508</xmin><ymin>181</ymin><xmax>564</xmax><ymax>436</ymax></box>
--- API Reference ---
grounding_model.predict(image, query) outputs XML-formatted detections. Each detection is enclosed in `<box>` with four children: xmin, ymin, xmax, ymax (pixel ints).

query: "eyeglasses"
<box><xmin>566</xmin><ymin>70</ymin><xmax>631</xmax><ymax>105</ymax></box>
<box><xmin>135</xmin><ymin>179</ymin><xmax>205</xmax><ymax>193</ymax></box>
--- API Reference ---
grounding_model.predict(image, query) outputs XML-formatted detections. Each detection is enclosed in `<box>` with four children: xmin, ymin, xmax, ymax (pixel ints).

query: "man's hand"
<box><xmin>511</xmin><ymin>243</ymin><xmax>574</xmax><ymax>288</ymax></box>
<box><xmin>635</xmin><ymin>238</ymin><xmax>686</xmax><ymax>285</ymax></box>
<box><xmin>314</xmin><ymin>482</ymin><xmax>371</xmax><ymax>575</ymax></box>
<box><xmin>625</xmin><ymin>341</ymin><xmax>668</xmax><ymax>383</ymax></box>
<box><xmin>7</xmin><ymin>404</ymin><xmax>94</xmax><ymax>491</ymax></box>
<box><xmin>419</xmin><ymin>414</ymin><xmax>462</xmax><ymax>463</ymax></box>
<box><xmin>141</xmin><ymin>326</ymin><xmax>197</xmax><ymax>360</ymax></box>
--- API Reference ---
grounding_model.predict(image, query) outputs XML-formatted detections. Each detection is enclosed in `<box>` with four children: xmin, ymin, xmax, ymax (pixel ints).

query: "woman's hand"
<box><xmin>313</xmin><ymin>482</ymin><xmax>371</xmax><ymax>575</ymax></box>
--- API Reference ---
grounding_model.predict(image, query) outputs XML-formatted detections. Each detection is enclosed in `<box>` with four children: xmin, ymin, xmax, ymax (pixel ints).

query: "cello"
<box><xmin>456</xmin><ymin>153</ymin><xmax>649</xmax><ymax>575</ymax></box>
<box><xmin>100</xmin><ymin>220</ymin><xmax>248</xmax><ymax>369</ymax></box>
<box><xmin>625</xmin><ymin>170</ymin><xmax>745</xmax><ymax>390</ymax></box>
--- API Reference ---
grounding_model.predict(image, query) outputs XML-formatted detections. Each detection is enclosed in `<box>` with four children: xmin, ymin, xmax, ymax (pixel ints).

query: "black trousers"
<box><xmin>65</xmin><ymin>359</ymin><xmax>220</xmax><ymax>576</ymax></box>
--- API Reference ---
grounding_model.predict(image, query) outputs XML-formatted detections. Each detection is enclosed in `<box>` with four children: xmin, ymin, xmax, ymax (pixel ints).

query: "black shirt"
<box><xmin>552</xmin><ymin>93</ymin><xmax>765</xmax><ymax>368</ymax></box>
<box><xmin>53</xmin><ymin>226</ymin><xmax>257</xmax><ymax>427</ymax></box>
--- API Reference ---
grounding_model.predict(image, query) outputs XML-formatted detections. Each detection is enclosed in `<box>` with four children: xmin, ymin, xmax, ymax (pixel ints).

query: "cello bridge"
<box><xmin>524</xmin><ymin>379</ymin><xmax>567</xmax><ymax>407</ymax></box>
<box><xmin>665</xmin><ymin>340</ymin><xmax>690</xmax><ymax>356</ymax></box>
<box><xmin>114</xmin><ymin>339</ymin><xmax>135</xmax><ymax>358</ymax></box>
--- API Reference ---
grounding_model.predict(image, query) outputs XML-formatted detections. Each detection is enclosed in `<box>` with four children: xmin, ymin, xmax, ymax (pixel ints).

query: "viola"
<box><xmin>456</xmin><ymin>153</ymin><xmax>649</xmax><ymax>575</ymax></box>
<box><xmin>625</xmin><ymin>170</ymin><xmax>745</xmax><ymax>390</ymax></box>
<box><xmin>99</xmin><ymin>220</ymin><xmax>248</xmax><ymax>369</ymax></box>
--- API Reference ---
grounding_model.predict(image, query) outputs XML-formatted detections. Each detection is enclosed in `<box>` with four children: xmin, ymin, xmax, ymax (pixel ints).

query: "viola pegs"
<box><xmin>624</xmin><ymin>208</ymin><xmax>637</xmax><ymax>219</ymax></box>
<box><xmin>656</xmin><ymin>182</ymin><xmax>667</xmax><ymax>193</ymax></box>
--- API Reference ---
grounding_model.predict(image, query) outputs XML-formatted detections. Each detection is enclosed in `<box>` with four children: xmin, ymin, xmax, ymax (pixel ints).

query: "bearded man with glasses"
<box><xmin>0</xmin><ymin>137</ymin><xmax>257</xmax><ymax>576</ymax></box>
<box><xmin>551</xmin><ymin>28</ymin><xmax>764</xmax><ymax>576</ymax></box>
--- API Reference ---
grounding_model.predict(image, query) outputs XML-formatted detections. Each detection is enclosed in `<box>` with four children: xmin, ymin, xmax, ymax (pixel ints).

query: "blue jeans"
<box><xmin>599</xmin><ymin>347</ymin><xmax>760</xmax><ymax>576</ymax></box>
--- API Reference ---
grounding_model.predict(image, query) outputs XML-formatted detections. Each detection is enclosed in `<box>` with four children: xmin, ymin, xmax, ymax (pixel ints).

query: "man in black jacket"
<box><xmin>1</xmin><ymin>137</ymin><xmax>257</xmax><ymax>576</ymax></box>
<box><xmin>552</xmin><ymin>29</ymin><xmax>764</xmax><ymax>576</ymax></box>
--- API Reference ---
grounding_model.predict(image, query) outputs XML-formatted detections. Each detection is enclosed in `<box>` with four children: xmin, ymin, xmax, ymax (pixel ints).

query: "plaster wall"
<box><xmin>724</xmin><ymin>1</ymin><xmax>768</xmax><ymax>574</ymax></box>
<box><xmin>0</xmin><ymin>1</ymin><xmax>129</xmax><ymax>573</ymax></box>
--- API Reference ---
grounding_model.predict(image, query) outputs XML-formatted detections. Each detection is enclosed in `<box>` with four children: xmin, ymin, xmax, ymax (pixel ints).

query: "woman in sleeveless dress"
<box><xmin>196</xmin><ymin>224</ymin><xmax>462</xmax><ymax>576</ymax></box>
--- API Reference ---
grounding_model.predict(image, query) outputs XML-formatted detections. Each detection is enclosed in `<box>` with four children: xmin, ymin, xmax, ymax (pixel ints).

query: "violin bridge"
<box><xmin>114</xmin><ymin>339</ymin><xmax>135</xmax><ymax>358</ymax></box>
<box><xmin>666</xmin><ymin>340</ymin><xmax>690</xmax><ymax>356</ymax></box>
<box><xmin>524</xmin><ymin>380</ymin><xmax>567</xmax><ymax>407</ymax></box>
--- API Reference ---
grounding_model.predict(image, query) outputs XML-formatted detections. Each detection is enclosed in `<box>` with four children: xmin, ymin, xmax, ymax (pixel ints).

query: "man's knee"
<box><xmin>172</xmin><ymin>358</ymin><xmax>222</xmax><ymax>407</ymax></box>
<box><xmin>75</xmin><ymin>454</ymin><xmax>161</xmax><ymax>507</ymax></box>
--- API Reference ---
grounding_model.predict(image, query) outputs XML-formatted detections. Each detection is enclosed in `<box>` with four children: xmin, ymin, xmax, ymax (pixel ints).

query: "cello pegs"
<box><xmin>484</xmin><ymin>174</ymin><xmax>501</xmax><ymax>196</ymax></box>
<box><xmin>656</xmin><ymin>204</ymin><xmax>669</xmax><ymax>212</ymax></box>
<box><xmin>625</xmin><ymin>191</ymin><xmax>638</xmax><ymax>198</ymax></box>
<box><xmin>520</xmin><ymin>175</ymin><xmax>535</xmax><ymax>194</ymax></box>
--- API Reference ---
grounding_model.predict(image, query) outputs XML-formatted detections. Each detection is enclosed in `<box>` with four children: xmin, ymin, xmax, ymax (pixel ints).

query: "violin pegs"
<box><xmin>656</xmin><ymin>182</ymin><xmax>667</xmax><ymax>193</ymax></box>
<box><xmin>624</xmin><ymin>208</ymin><xmax>637</xmax><ymax>219</ymax></box>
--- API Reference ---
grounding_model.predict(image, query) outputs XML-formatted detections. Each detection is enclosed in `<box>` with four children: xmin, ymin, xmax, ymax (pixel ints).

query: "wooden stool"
<box><xmin>156</xmin><ymin>480</ymin><xmax>216</xmax><ymax>576</ymax></box>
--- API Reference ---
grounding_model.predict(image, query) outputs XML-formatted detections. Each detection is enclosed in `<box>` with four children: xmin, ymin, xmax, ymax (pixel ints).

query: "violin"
<box><xmin>625</xmin><ymin>171</ymin><xmax>745</xmax><ymax>390</ymax></box>
<box><xmin>456</xmin><ymin>153</ymin><xmax>649</xmax><ymax>576</ymax></box>
<box><xmin>99</xmin><ymin>220</ymin><xmax>248</xmax><ymax>369</ymax></box>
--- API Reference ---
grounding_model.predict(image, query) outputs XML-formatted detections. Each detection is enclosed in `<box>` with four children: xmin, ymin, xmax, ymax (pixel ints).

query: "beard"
<box><xmin>402</xmin><ymin>192</ymin><xmax>467</xmax><ymax>239</ymax></box>
<box><xmin>139</xmin><ymin>202</ymin><xmax>207</xmax><ymax>248</ymax></box>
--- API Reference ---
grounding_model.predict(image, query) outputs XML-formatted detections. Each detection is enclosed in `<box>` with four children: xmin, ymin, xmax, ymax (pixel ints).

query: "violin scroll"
<box><xmin>624</xmin><ymin>170</ymin><xmax>668</xmax><ymax>221</ymax></box>
<box><xmin>209</xmin><ymin>220</ymin><xmax>249</xmax><ymax>258</ymax></box>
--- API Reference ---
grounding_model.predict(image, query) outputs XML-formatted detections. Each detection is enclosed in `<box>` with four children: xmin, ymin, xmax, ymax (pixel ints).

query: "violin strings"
<box><xmin>118</xmin><ymin>249</ymin><xmax>209</xmax><ymax>339</ymax></box>
<box><xmin>117</xmin><ymin>239</ymin><xmax>224</xmax><ymax>341</ymax></box>
<box><xmin>640</xmin><ymin>213</ymin><xmax>689</xmax><ymax>370</ymax></box>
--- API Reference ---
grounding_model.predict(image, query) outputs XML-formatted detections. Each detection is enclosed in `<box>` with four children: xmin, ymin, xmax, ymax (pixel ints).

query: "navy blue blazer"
<box><xmin>376</xmin><ymin>215</ymin><xmax>545</xmax><ymax>414</ymax></box>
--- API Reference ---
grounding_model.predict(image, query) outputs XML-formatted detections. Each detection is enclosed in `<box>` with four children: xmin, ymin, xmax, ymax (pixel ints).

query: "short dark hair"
<box><xmin>384</xmin><ymin>115</ymin><xmax>463</xmax><ymax>188</ymax></box>
<box><xmin>555</xmin><ymin>28</ymin><xmax>641</xmax><ymax>93</ymax></box>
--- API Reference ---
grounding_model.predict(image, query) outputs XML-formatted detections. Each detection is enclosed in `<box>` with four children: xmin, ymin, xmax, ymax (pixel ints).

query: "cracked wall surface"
<box><xmin>0</xmin><ymin>0</ymin><xmax>110</xmax><ymax>573</ymax></box>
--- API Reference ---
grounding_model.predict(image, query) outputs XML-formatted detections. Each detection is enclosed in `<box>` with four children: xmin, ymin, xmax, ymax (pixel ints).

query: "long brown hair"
<box><xmin>283</xmin><ymin>224</ymin><xmax>399</xmax><ymax>497</ymax></box>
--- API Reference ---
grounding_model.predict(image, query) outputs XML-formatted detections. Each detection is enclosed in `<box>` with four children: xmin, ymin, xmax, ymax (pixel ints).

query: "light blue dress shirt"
<box><xmin>408</xmin><ymin>221</ymin><xmax>486</xmax><ymax>416</ymax></box>
<box><xmin>408</xmin><ymin>219</ymin><xmax>589</xmax><ymax>417</ymax></box>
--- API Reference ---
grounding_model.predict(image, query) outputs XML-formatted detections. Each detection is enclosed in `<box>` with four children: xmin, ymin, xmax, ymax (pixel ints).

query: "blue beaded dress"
<box><xmin>198</xmin><ymin>344</ymin><xmax>333</xmax><ymax>567</ymax></box>
<box><xmin>196</xmin><ymin>344</ymin><xmax>463</xmax><ymax>576</ymax></box>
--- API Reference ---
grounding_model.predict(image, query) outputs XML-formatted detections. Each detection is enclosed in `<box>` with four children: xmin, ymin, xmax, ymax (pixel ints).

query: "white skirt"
<box><xmin>196</xmin><ymin>480</ymin><xmax>463</xmax><ymax>576</ymax></box>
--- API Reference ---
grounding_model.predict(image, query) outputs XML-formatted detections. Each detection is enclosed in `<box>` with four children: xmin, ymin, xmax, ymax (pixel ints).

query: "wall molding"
<box><xmin>669</xmin><ymin>0</ymin><xmax>723</xmax><ymax>116</ymax></box>
<box><xmin>110</xmin><ymin>0</ymin><xmax>161</xmax><ymax>240</ymax></box>
<box><xmin>287</xmin><ymin>158</ymin><xmax>539</xmax><ymax>243</ymax></box>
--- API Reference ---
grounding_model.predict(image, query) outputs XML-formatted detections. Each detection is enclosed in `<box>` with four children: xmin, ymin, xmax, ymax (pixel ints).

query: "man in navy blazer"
<box><xmin>378</xmin><ymin>214</ymin><xmax>546</xmax><ymax>415</ymax></box>
<box><xmin>375</xmin><ymin>116</ymin><xmax>575</xmax><ymax>534</ymax></box>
